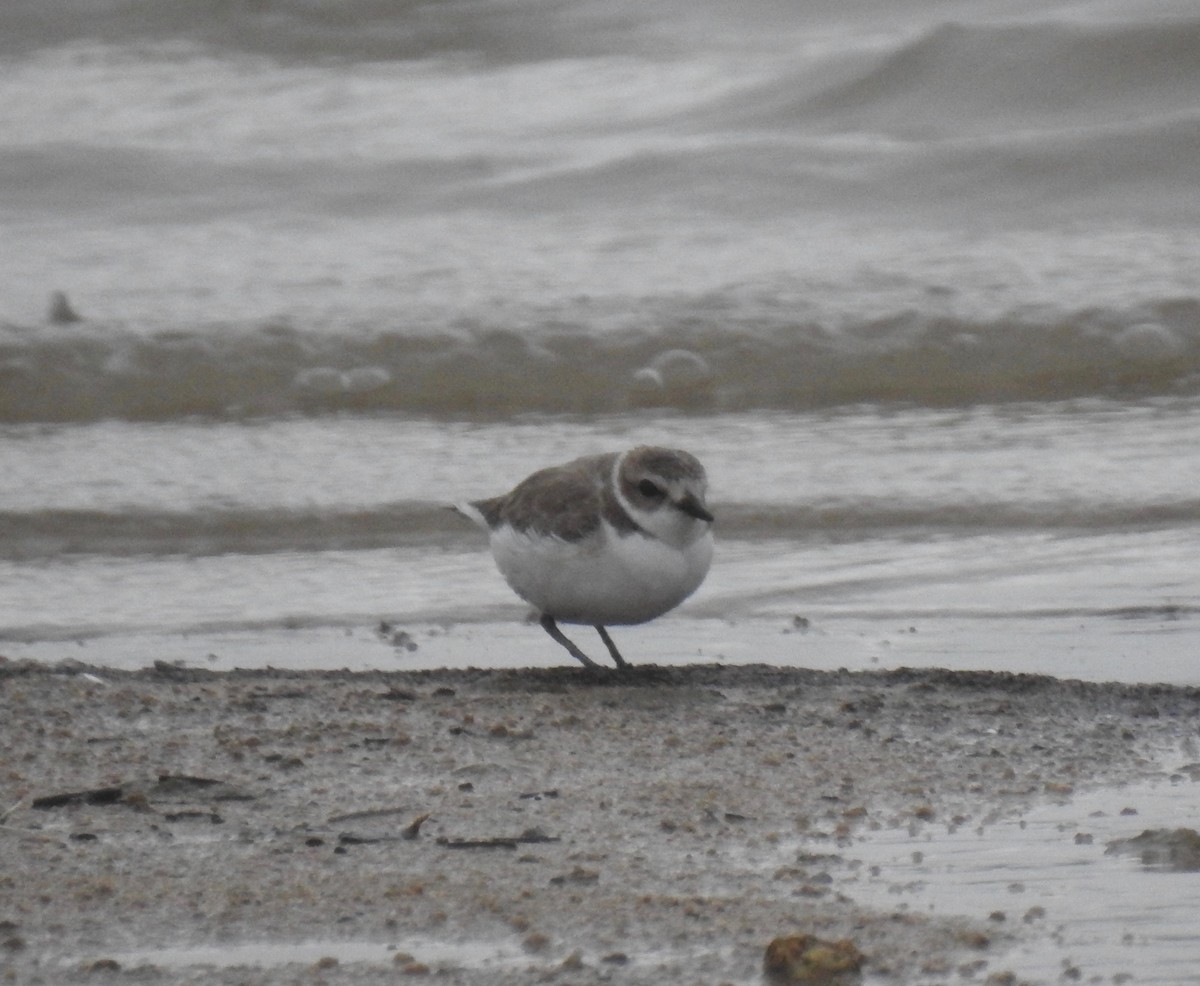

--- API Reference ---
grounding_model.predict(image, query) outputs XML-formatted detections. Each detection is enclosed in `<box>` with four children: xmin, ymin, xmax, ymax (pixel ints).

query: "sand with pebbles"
<box><xmin>2</xmin><ymin>659</ymin><xmax>1198</xmax><ymax>985</ymax></box>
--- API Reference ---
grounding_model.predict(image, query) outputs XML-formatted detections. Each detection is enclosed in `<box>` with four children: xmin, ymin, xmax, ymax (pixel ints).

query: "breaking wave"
<box><xmin>2</xmin><ymin>299</ymin><xmax>1198</xmax><ymax>423</ymax></box>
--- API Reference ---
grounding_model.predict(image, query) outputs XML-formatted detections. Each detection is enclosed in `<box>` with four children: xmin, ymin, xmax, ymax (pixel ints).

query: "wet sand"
<box><xmin>2</xmin><ymin>659</ymin><xmax>1198</xmax><ymax>985</ymax></box>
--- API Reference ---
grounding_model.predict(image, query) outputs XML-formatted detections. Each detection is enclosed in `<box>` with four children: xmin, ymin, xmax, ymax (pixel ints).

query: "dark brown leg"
<box><xmin>594</xmin><ymin>626</ymin><xmax>628</xmax><ymax>669</ymax></box>
<box><xmin>539</xmin><ymin>615</ymin><xmax>601</xmax><ymax>669</ymax></box>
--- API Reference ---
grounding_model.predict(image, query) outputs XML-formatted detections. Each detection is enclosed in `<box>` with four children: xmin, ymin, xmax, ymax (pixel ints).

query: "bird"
<box><xmin>454</xmin><ymin>446</ymin><xmax>714</xmax><ymax>669</ymax></box>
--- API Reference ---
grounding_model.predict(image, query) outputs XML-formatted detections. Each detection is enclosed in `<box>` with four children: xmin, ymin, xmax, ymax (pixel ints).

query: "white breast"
<box><xmin>488</xmin><ymin>521</ymin><xmax>713</xmax><ymax>626</ymax></box>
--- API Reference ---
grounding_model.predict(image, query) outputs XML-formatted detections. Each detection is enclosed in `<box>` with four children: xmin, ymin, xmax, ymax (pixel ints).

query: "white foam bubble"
<box><xmin>1113</xmin><ymin>322</ymin><xmax>1184</xmax><ymax>365</ymax></box>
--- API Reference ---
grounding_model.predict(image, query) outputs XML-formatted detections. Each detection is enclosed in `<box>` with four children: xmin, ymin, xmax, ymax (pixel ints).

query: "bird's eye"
<box><xmin>637</xmin><ymin>479</ymin><xmax>664</xmax><ymax>499</ymax></box>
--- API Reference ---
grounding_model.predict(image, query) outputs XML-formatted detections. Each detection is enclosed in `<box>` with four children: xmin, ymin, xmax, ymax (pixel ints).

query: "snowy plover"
<box><xmin>455</xmin><ymin>446</ymin><xmax>714</xmax><ymax>669</ymax></box>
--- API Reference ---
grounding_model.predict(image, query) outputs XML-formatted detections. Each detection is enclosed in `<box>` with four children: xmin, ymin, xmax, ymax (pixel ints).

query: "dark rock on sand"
<box><xmin>1106</xmin><ymin>827</ymin><xmax>1200</xmax><ymax>871</ymax></box>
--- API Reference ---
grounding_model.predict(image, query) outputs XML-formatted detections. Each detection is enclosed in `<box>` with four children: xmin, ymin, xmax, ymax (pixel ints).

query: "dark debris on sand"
<box><xmin>1</xmin><ymin>659</ymin><xmax>1198</xmax><ymax>984</ymax></box>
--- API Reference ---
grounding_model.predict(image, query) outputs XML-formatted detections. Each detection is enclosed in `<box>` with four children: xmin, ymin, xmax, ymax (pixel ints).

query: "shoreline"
<box><xmin>3</xmin><ymin>660</ymin><xmax>1198</xmax><ymax>984</ymax></box>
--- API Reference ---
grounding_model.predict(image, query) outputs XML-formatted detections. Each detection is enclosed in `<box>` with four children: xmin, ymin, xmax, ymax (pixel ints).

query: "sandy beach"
<box><xmin>2</xmin><ymin>658</ymin><xmax>1198</xmax><ymax>985</ymax></box>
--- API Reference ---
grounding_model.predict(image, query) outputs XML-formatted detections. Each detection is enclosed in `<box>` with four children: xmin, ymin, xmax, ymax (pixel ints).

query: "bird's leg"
<box><xmin>594</xmin><ymin>626</ymin><xmax>629</xmax><ymax>669</ymax></box>
<box><xmin>539</xmin><ymin>615</ymin><xmax>602</xmax><ymax>669</ymax></box>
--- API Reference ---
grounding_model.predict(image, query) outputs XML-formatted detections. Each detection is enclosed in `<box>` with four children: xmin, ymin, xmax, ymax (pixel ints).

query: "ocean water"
<box><xmin>2</xmin><ymin>0</ymin><xmax>1199</xmax><ymax>683</ymax></box>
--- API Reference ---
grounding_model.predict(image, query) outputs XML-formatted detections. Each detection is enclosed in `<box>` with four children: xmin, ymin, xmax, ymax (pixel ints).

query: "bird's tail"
<box><xmin>449</xmin><ymin>500</ymin><xmax>491</xmax><ymax>532</ymax></box>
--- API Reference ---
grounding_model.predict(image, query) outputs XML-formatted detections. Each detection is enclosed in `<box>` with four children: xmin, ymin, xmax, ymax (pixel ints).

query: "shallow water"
<box><xmin>2</xmin><ymin>0</ymin><xmax>1199</xmax><ymax>686</ymax></box>
<box><xmin>3</xmin><ymin>404</ymin><xmax>1198</xmax><ymax>683</ymax></box>
<box><xmin>851</xmin><ymin>773</ymin><xmax>1200</xmax><ymax>984</ymax></box>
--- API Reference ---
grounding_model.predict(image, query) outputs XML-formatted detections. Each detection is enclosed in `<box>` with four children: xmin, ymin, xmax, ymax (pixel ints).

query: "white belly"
<box><xmin>488</xmin><ymin>523</ymin><xmax>713</xmax><ymax>626</ymax></box>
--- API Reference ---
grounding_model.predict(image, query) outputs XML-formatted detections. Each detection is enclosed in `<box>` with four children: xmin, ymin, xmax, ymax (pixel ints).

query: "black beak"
<box><xmin>676</xmin><ymin>494</ymin><xmax>714</xmax><ymax>523</ymax></box>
